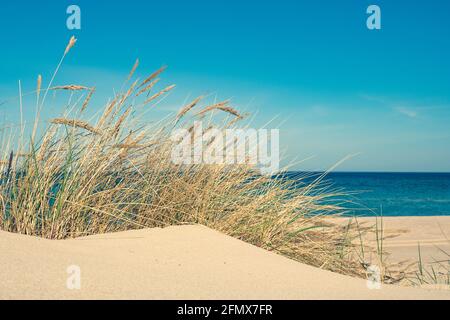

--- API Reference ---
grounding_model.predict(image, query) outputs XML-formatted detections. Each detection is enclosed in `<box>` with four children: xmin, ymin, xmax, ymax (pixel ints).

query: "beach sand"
<box><xmin>348</xmin><ymin>216</ymin><xmax>450</xmax><ymax>265</ymax></box>
<box><xmin>1</xmin><ymin>221</ymin><xmax>449</xmax><ymax>300</ymax></box>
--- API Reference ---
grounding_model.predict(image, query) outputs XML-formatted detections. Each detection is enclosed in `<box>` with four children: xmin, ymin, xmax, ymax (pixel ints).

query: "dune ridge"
<box><xmin>1</xmin><ymin>224</ymin><xmax>449</xmax><ymax>300</ymax></box>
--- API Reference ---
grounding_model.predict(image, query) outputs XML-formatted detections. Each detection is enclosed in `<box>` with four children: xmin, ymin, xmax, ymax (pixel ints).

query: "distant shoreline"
<box><xmin>285</xmin><ymin>171</ymin><xmax>450</xmax><ymax>174</ymax></box>
<box><xmin>284</xmin><ymin>171</ymin><xmax>450</xmax><ymax>217</ymax></box>
<box><xmin>342</xmin><ymin>214</ymin><xmax>450</xmax><ymax>217</ymax></box>
<box><xmin>337</xmin><ymin>216</ymin><xmax>450</xmax><ymax>265</ymax></box>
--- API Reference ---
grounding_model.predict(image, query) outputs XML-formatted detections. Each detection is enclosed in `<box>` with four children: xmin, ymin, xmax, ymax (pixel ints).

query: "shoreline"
<box><xmin>339</xmin><ymin>216</ymin><xmax>450</xmax><ymax>265</ymax></box>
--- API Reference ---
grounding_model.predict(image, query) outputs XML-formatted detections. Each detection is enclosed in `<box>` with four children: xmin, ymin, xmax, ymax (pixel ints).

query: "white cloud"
<box><xmin>395</xmin><ymin>106</ymin><xmax>418</xmax><ymax>118</ymax></box>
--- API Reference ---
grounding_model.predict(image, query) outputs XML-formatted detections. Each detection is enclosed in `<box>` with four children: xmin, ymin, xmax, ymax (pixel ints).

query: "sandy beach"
<box><xmin>1</xmin><ymin>219</ymin><xmax>449</xmax><ymax>300</ymax></box>
<box><xmin>350</xmin><ymin>216</ymin><xmax>450</xmax><ymax>265</ymax></box>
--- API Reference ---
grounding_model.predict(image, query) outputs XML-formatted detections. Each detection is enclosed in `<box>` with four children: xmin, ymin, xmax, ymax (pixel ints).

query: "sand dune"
<box><xmin>0</xmin><ymin>224</ymin><xmax>449</xmax><ymax>300</ymax></box>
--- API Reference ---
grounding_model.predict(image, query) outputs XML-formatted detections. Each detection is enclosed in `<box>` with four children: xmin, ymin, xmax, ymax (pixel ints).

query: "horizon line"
<box><xmin>286</xmin><ymin>170</ymin><xmax>450</xmax><ymax>174</ymax></box>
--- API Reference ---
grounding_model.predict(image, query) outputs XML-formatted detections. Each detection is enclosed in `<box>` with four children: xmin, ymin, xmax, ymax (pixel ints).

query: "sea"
<box><xmin>287</xmin><ymin>172</ymin><xmax>450</xmax><ymax>217</ymax></box>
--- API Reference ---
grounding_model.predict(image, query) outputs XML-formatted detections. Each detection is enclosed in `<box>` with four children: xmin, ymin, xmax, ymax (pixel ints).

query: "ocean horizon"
<box><xmin>287</xmin><ymin>171</ymin><xmax>450</xmax><ymax>217</ymax></box>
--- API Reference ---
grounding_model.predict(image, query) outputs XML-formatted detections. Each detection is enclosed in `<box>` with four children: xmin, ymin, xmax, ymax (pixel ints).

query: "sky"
<box><xmin>1</xmin><ymin>0</ymin><xmax>450</xmax><ymax>172</ymax></box>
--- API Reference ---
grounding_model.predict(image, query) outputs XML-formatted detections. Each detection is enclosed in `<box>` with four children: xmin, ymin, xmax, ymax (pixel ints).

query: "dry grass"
<box><xmin>196</xmin><ymin>100</ymin><xmax>242</xmax><ymax>119</ymax></box>
<box><xmin>50</xmin><ymin>85</ymin><xmax>91</xmax><ymax>91</ymax></box>
<box><xmin>50</xmin><ymin>118</ymin><xmax>101</xmax><ymax>135</ymax></box>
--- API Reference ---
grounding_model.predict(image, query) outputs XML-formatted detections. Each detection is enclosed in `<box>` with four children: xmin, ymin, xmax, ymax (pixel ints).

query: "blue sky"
<box><xmin>1</xmin><ymin>0</ymin><xmax>450</xmax><ymax>171</ymax></box>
